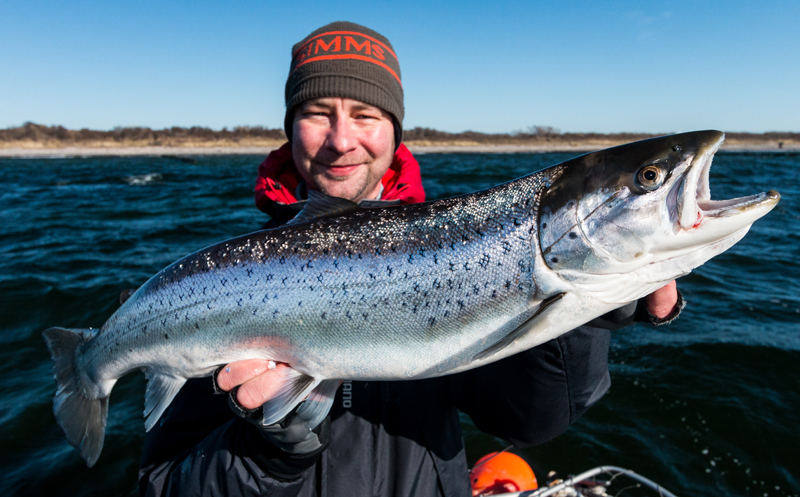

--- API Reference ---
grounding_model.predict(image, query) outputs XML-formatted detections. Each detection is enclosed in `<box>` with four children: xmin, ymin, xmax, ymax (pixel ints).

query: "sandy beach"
<box><xmin>2</xmin><ymin>141</ymin><xmax>797</xmax><ymax>158</ymax></box>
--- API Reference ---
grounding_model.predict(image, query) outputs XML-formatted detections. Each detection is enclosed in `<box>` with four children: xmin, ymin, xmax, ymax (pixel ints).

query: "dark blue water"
<box><xmin>1</xmin><ymin>152</ymin><xmax>798</xmax><ymax>496</ymax></box>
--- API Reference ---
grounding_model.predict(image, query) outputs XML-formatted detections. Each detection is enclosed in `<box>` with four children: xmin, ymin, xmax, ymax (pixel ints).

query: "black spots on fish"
<box><xmin>298</xmin><ymin>301</ymin><xmax>303</xmax><ymax>307</ymax></box>
<box><xmin>346</xmin><ymin>311</ymin><xmax>353</xmax><ymax>321</ymax></box>
<box><xmin>387</xmin><ymin>265</ymin><xmax>393</xmax><ymax>276</ymax></box>
<box><xmin>279</xmin><ymin>256</ymin><xmax>286</xmax><ymax>264</ymax></box>
<box><xmin>491</xmin><ymin>289</ymin><xmax>497</xmax><ymax>298</ymax></box>
<box><xmin>457</xmin><ymin>300</ymin><xmax>465</xmax><ymax>309</ymax></box>
<box><xmin>281</xmin><ymin>277</ymin><xmax>288</xmax><ymax>285</ymax></box>
<box><xmin>323</xmin><ymin>248</ymin><xmax>329</xmax><ymax>255</ymax></box>
<box><xmin>412</xmin><ymin>305</ymin><xmax>418</xmax><ymax>314</ymax></box>
<box><xmin>308</xmin><ymin>285</ymin><xmax>315</xmax><ymax>291</ymax></box>
<box><xmin>449</xmin><ymin>262</ymin><xmax>457</xmax><ymax>272</ymax></box>
<box><xmin>161</xmin><ymin>318</ymin><xmax>168</xmax><ymax>327</ymax></box>
<box><xmin>542</xmin><ymin>222</ymin><xmax>548</xmax><ymax>229</ymax></box>
<box><xmin>568</xmin><ymin>232</ymin><xmax>578</xmax><ymax>240</ymax></box>
<box><xmin>253</xmin><ymin>309</ymin><xmax>258</xmax><ymax>316</ymax></box>
<box><xmin>479</xmin><ymin>253</ymin><xmax>491</xmax><ymax>268</ymax></box>
<box><xmin>272</xmin><ymin>310</ymin><xmax>280</xmax><ymax>318</ymax></box>
<box><xmin>413</xmin><ymin>282</ymin><xmax>421</xmax><ymax>293</ymax></box>
<box><xmin>164</xmin><ymin>334</ymin><xmax>169</xmax><ymax>340</ymax></box>
<box><xmin>362</xmin><ymin>312</ymin><xmax>369</xmax><ymax>321</ymax></box>
<box><xmin>472</xmin><ymin>284</ymin><xmax>480</xmax><ymax>295</ymax></box>
<box><xmin>321</xmin><ymin>312</ymin><xmax>327</xmax><ymax>319</ymax></box>
<box><xmin>195</xmin><ymin>323</ymin><xmax>199</xmax><ymax>330</ymax></box>
<box><xmin>428</xmin><ymin>317</ymin><xmax>436</xmax><ymax>327</ymax></box>
<box><xmin>433</xmin><ymin>253</ymin><xmax>439</xmax><ymax>265</ymax></box>
<box><xmin>404</xmin><ymin>271</ymin><xmax>409</xmax><ymax>279</ymax></box>
<box><xmin>505</xmin><ymin>280</ymin><xmax>512</xmax><ymax>289</ymax></box>
<box><xmin>390</xmin><ymin>244</ymin><xmax>397</xmax><ymax>253</ymax></box>
<box><xmin>418</xmin><ymin>248</ymin><xmax>426</xmax><ymax>257</ymax></box>
<box><xmin>237</xmin><ymin>298</ymin><xmax>243</xmax><ymax>307</ymax></box>
<box><xmin>463</xmin><ymin>262</ymin><xmax>471</xmax><ymax>271</ymax></box>
<box><xmin>333</xmin><ymin>260</ymin><xmax>340</xmax><ymax>269</ymax></box>
<box><xmin>437</xmin><ymin>241</ymin><xmax>444</xmax><ymax>249</ymax></box>
<box><xmin>450</xmin><ymin>242</ymin><xmax>456</xmax><ymax>251</ymax></box>
<box><xmin>246</xmin><ymin>268</ymin><xmax>253</xmax><ymax>277</ymax></box>
<box><xmin>551</xmin><ymin>256</ymin><xmax>559</xmax><ymax>263</ymax></box>
<box><xmin>221</xmin><ymin>278</ymin><xmax>228</xmax><ymax>287</ymax></box>
<box><xmin>432</xmin><ymin>279</ymin><xmax>441</xmax><ymax>290</ymax></box>
<box><xmin>317</xmin><ymin>273</ymin><xmax>324</xmax><ymax>283</ymax></box>
<box><xmin>202</xmin><ymin>287</ymin><xmax>207</xmax><ymax>295</ymax></box>
<box><xmin>408</xmin><ymin>254</ymin><xmax>414</xmax><ymax>264</ymax></box>
<box><xmin>369</xmin><ymin>273</ymin><xmax>376</xmax><ymax>280</ymax></box>
<box><xmin>461</xmin><ymin>234</ymin><xmax>470</xmax><ymax>243</ymax></box>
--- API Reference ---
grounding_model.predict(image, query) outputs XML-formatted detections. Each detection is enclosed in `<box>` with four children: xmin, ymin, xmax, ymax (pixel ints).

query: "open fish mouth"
<box><xmin>677</xmin><ymin>133</ymin><xmax>780</xmax><ymax>230</ymax></box>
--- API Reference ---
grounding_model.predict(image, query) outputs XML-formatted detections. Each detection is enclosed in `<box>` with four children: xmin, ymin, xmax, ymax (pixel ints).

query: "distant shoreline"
<box><xmin>1</xmin><ymin>142</ymin><xmax>797</xmax><ymax>158</ymax></box>
<box><xmin>2</xmin><ymin>123</ymin><xmax>797</xmax><ymax>157</ymax></box>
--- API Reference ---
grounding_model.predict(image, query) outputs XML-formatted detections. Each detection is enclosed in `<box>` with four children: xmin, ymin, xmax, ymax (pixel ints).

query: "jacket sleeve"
<box><xmin>449</xmin><ymin>301</ymin><xmax>651</xmax><ymax>448</ymax></box>
<box><xmin>139</xmin><ymin>378</ymin><xmax>316</xmax><ymax>497</ymax></box>
<box><xmin>450</xmin><ymin>324</ymin><xmax>611</xmax><ymax>448</ymax></box>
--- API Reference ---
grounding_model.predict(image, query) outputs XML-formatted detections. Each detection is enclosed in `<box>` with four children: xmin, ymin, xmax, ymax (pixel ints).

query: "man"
<box><xmin>139</xmin><ymin>21</ymin><xmax>681</xmax><ymax>496</ymax></box>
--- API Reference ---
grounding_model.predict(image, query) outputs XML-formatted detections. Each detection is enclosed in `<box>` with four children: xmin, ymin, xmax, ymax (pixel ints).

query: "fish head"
<box><xmin>538</xmin><ymin>130</ymin><xmax>779</xmax><ymax>286</ymax></box>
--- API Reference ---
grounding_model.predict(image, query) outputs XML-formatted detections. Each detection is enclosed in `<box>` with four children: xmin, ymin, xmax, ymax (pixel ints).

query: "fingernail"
<box><xmin>268</xmin><ymin>361</ymin><xmax>276</xmax><ymax>370</ymax></box>
<box><xmin>225</xmin><ymin>367</ymin><xmax>230</xmax><ymax>373</ymax></box>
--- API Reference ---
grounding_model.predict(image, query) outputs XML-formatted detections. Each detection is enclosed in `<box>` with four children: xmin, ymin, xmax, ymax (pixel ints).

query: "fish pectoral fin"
<box><xmin>261</xmin><ymin>367</ymin><xmax>319</xmax><ymax>426</ymax></box>
<box><xmin>143</xmin><ymin>371</ymin><xmax>187</xmax><ymax>431</ymax></box>
<box><xmin>472</xmin><ymin>292</ymin><xmax>567</xmax><ymax>362</ymax></box>
<box><xmin>287</xmin><ymin>190</ymin><xmax>361</xmax><ymax>225</ymax></box>
<box><xmin>295</xmin><ymin>379</ymin><xmax>341</xmax><ymax>429</ymax></box>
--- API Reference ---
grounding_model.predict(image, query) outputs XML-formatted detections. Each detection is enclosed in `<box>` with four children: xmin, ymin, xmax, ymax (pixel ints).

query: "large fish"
<box><xmin>44</xmin><ymin>130</ymin><xmax>779</xmax><ymax>466</ymax></box>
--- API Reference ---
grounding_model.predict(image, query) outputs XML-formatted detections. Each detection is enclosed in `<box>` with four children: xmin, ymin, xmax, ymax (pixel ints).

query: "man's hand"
<box><xmin>215</xmin><ymin>359</ymin><xmax>290</xmax><ymax>409</ymax></box>
<box><xmin>645</xmin><ymin>280</ymin><xmax>679</xmax><ymax>319</ymax></box>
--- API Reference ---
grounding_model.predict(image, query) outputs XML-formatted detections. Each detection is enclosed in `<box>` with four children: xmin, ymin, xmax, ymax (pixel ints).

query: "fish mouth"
<box><xmin>677</xmin><ymin>133</ymin><xmax>780</xmax><ymax>231</ymax></box>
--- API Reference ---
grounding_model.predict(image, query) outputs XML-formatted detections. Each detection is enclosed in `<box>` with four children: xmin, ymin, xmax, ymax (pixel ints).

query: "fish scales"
<box><xmin>90</xmin><ymin>168</ymin><xmax>562</xmax><ymax>384</ymax></box>
<box><xmin>44</xmin><ymin>131</ymin><xmax>781</xmax><ymax>467</ymax></box>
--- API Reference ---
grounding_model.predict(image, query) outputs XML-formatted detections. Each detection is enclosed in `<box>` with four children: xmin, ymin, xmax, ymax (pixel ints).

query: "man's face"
<box><xmin>291</xmin><ymin>97</ymin><xmax>395</xmax><ymax>202</ymax></box>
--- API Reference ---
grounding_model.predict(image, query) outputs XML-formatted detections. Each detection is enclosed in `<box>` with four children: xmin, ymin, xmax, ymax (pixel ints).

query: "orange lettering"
<box><xmin>372</xmin><ymin>44</ymin><xmax>385</xmax><ymax>60</ymax></box>
<box><xmin>315</xmin><ymin>36</ymin><xmax>341</xmax><ymax>54</ymax></box>
<box><xmin>345</xmin><ymin>36</ymin><xmax>371</xmax><ymax>55</ymax></box>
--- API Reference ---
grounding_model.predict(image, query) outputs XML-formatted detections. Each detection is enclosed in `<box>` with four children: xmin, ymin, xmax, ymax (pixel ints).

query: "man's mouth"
<box><xmin>315</xmin><ymin>162</ymin><xmax>362</xmax><ymax>176</ymax></box>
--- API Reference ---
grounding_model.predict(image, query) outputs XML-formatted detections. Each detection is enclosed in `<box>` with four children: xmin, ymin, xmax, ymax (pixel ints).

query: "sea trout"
<box><xmin>43</xmin><ymin>130</ymin><xmax>779</xmax><ymax>466</ymax></box>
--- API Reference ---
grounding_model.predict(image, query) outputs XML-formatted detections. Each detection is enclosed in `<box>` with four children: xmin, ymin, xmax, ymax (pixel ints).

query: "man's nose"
<box><xmin>325</xmin><ymin>117</ymin><xmax>357</xmax><ymax>154</ymax></box>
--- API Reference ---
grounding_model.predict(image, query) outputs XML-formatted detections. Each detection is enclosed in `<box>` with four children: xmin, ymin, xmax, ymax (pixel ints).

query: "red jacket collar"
<box><xmin>255</xmin><ymin>143</ymin><xmax>426</xmax><ymax>216</ymax></box>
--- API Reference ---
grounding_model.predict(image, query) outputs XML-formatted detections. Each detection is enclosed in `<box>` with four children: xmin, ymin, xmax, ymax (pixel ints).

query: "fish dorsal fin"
<box><xmin>295</xmin><ymin>379</ymin><xmax>340</xmax><ymax>429</ymax></box>
<box><xmin>287</xmin><ymin>190</ymin><xmax>361</xmax><ymax>225</ymax></box>
<box><xmin>472</xmin><ymin>293</ymin><xmax>567</xmax><ymax>362</ymax></box>
<box><xmin>261</xmin><ymin>367</ymin><xmax>319</xmax><ymax>425</ymax></box>
<box><xmin>143</xmin><ymin>371</ymin><xmax>187</xmax><ymax>431</ymax></box>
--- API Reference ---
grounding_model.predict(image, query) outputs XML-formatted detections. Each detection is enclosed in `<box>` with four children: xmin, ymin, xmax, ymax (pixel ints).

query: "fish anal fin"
<box><xmin>261</xmin><ymin>367</ymin><xmax>318</xmax><ymax>426</ymax></box>
<box><xmin>143</xmin><ymin>371</ymin><xmax>187</xmax><ymax>431</ymax></box>
<box><xmin>295</xmin><ymin>379</ymin><xmax>340</xmax><ymax>429</ymax></box>
<box><xmin>472</xmin><ymin>292</ymin><xmax>567</xmax><ymax>362</ymax></box>
<box><xmin>287</xmin><ymin>190</ymin><xmax>361</xmax><ymax>225</ymax></box>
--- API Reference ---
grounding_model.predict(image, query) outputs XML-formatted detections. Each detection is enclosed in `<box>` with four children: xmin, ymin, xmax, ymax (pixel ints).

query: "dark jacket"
<box><xmin>139</xmin><ymin>146</ymin><xmax>674</xmax><ymax>496</ymax></box>
<box><xmin>139</xmin><ymin>321</ymin><xmax>625</xmax><ymax>497</ymax></box>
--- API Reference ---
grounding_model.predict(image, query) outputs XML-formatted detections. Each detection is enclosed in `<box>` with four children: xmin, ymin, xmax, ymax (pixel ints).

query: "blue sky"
<box><xmin>1</xmin><ymin>0</ymin><xmax>798</xmax><ymax>133</ymax></box>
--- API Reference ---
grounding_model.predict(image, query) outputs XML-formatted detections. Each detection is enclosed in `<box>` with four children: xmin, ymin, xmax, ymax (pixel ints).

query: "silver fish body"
<box><xmin>44</xmin><ymin>130</ymin><xmax>780</xmax><ymax>467</ymax></box>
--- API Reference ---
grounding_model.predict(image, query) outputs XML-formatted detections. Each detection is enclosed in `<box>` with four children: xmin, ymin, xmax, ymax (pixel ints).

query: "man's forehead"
<box><xmin>301</xmin><ymin>98</ymin><xmax>382</xmax><ymax>112</ymax></box>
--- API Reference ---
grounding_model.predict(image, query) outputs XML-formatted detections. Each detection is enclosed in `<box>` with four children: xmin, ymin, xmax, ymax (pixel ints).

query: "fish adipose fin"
<box><xmin>295</xmin><ymin>379</ymin><xmax>340</xmax><ymax>429</ymax></box>
<box><xmin>42</xmin><ymin>327</ymin><xmax>108</xmax><ymax>468</ymax></box>
<box><xmin>143</xmin><ymin>371</ymin><xmax>187</xmax><ymax>431</ymax></box>
<box><xmin>287</xmin><ymin>190</ymin><xmax>361</xmax><ymax>225</ymax></box>
<box><xmin>261</xmin><ymin>367</ymin><xmax>319</xmax><ymax>426</ymax></box>
<box><xmin>472</xmin><ymin>293</ymin><xmax>567</xmax><ymax>361</ymax></box>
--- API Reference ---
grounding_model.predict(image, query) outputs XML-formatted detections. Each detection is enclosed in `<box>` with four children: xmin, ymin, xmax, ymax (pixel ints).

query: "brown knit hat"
<box><xmin>284</xmin><ymin>21</ymin><xmax>404</xmax><ymax>148</ymax></box>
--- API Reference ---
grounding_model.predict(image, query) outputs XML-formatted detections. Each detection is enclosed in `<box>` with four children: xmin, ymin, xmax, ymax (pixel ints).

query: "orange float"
<box><xmin>470</xmin><ymin>452</ymin><xmax>538</xmax><ymax>496</ymax></box>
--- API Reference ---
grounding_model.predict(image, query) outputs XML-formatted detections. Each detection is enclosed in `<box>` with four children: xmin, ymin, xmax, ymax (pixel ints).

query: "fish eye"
<box><xmin>636</xmin><ymin>164</ymin><xmax>664</xmax><ymax>191</ymax></box>
<box><xmin>672</xmin><ymin>145</ymin><xmax>682</xmax><ymax>152</ymax></box>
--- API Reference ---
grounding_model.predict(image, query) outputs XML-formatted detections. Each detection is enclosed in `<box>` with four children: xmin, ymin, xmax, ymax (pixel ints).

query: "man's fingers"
<box><xmin>236</xmin><ymin>364</ymin><xmax>291</xmax><ymax>409</ymax></box>
<box><xmin>215</xmin><ymin>359</ymin><xmax>275</xmax><ymax>392</ymax></box>
<box><xmin>645</xmin><ymin>280</ymin><xmax>678</xmax><ymax>319</ymax></box>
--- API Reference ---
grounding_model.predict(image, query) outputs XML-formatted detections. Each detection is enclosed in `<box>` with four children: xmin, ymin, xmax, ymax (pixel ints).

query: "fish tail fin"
<box><xmin>42</xmin><ymin>327</ymin><xmax>108</xmax><ymax>468</ymax></box>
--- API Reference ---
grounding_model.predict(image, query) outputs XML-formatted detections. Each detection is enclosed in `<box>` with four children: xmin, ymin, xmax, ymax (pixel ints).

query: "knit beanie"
<box><xmin>284</xmin><ymin>21</ymin><xmax>404</xmax><ymax>148</ymax></box>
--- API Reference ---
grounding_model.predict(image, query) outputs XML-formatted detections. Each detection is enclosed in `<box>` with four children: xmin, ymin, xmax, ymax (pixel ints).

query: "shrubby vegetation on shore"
<box><xmin>2</xmin><ymin>122</ymin><xmax>797</xmax><ymax>149</ymax></box>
